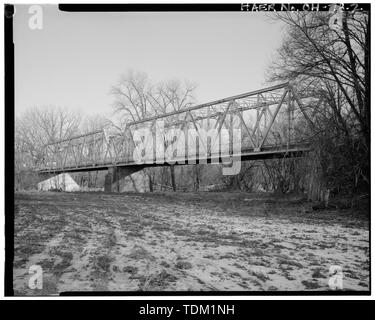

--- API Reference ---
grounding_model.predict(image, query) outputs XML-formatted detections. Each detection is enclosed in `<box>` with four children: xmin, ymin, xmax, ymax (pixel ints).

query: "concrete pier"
<box><xmin>104</xmin><ymin>166</ymin><xmax>145</xmax><ymax>192</ymax></box>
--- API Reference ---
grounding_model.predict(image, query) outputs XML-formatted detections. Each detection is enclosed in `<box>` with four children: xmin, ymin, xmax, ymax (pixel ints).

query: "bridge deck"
<box><xmin>37</xmin><ymin>145</ymin><xmax>310</xmax><ymax>174</ymax></box>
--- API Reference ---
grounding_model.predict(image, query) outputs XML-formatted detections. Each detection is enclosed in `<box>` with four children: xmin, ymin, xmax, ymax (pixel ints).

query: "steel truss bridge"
<box><xmin>37</xmin><ymin>83</ymin><xmax>314</xmax><ymax>174</ymax></box>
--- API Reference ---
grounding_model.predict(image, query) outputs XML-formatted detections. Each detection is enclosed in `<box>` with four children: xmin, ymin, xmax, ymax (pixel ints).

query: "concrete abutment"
<box><xmin>104</xmin><ymin>166</ymin><xmax>145</xmax><ymax>192</ymax></box>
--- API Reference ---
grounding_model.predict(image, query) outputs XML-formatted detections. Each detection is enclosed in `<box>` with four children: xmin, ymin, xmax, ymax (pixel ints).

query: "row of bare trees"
<box><xmin>265</xmin><ymin>9</ymin><xmax>369</xmax><ymax>199</ymax></box>
<box><xmin>15</xmin><ymin>107</ymin><xmax>109</xmax><ymax>190</ymax></box>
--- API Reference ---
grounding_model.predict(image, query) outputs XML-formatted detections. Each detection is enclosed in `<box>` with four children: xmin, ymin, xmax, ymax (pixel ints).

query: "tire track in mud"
<box><xmin>15</xmin><ymin>203</ymin><xmax>121</xmax><ymax>294</ymax></box>
<box><xmin>13</xmin><ymin>203</ymin><xmax>71</xmax><ymax>295</ymax></box>
<box><xmin>57</xmin><ymin>208</ymin><xmax>119</xmax><ymax>292</ymax></box>
<box><xmin>14</xmin><ymin>192</ymin><xmax>370</xmax><ymax>293</ymax></box>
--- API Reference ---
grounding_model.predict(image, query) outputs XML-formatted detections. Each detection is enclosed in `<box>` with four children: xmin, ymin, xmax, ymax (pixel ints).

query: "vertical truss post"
<box><xmin>287</xmin><ymin>88</ymin><xmax>291</xmax><ymax>150</ymax></box>
<box><xmin>213</xmin><ymin>100</ymin><xmax>233</xmax><ymax>157</ymax></box>
<box><xmin>124</xmin><ymin>126</ymin><xmax>130</xmax><ymax>163</ymax></box>
<box><xmin>91</xmin><ymin>138</ymin><xmax>96</xmax><ymax>167</ymax></box>
<box><xmin>263</xmin><ymin>106</ymin><xmax>267</xmax><ymax>129</ymax></box>
<box><xmin>258</xmin><ymin>88</ymin><xmax>288</xmax><ymax>150</ymax></box>
<box><xmin>126</xmin><ymin>125</ymin><xmax>139</xmax><ymax>164</ymax></box>
<box><xmin>229</xmin><ymin>112</ymin><xmax>233</xmax><ymax>155</ymax></box>
<box><xmin>291</xmin><ymin>98</ymin><xmax>295</xmax><ymax>144</ymax></box>
<box><xmin>152</xmin><ymin>120</ymin><xmax>156</xmax><ymax>163</ymax></box>
<box><xmin>254</xmin><ymin>109</ymin><xmax>261</xmax><ymax>152</ymax></box>
<box><xmin>184</xmin><ymin>120</ymin><xmax>188</xmax><ymax>162</ymax></box>
<box><xmin>207</xmin><ymin>110</ymin><xmax>211</xmax><ymax>158</ymax></box>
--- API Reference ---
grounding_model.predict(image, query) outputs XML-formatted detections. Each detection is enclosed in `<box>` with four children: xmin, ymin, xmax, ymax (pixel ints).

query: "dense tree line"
<box><xmin>267</xmin><ymin>9</ymin><xmax>369</xmax><ymax>198</ymax></box>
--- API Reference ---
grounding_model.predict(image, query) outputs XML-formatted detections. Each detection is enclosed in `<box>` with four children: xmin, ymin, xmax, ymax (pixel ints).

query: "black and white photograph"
<box><xmin>6</xmin><ymin>2</ymin><xmax>370</xmax><ymax>296</ymax></box>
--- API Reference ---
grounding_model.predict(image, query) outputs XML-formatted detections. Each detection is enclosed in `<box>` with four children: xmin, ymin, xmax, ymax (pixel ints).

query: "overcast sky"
<box><xmin>14</xmin><ymin>5</ymin><xmax>286</xmax><ymax>120</ymax></box>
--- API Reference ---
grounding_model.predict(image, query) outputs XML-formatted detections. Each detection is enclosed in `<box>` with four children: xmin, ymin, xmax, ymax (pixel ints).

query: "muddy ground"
<box><xmin>13</xmin><ymin>191</ymin><xmax>369</xmax><ymax>295</ymax></box>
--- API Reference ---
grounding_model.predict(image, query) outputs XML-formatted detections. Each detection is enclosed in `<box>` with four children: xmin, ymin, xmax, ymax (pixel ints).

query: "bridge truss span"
<box><xmin>38</xmin><ymin>83</ymin><xmax>314</xmax><ymax>173</ymax></box>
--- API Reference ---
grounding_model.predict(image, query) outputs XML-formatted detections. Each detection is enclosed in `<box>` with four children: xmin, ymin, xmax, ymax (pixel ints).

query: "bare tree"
<box><xmin>16</xmin><ymin>106</ymin><xmax>81</xmax><ymax>167</ymax></box>
<box><xmin>15</xmin><ymin>106</ymin><xmax>81</xmax><ymax>189</ymax></box>
<box><xmin>111</xmin><ymin>70</ymin><xmax>155</xmax><ymax>123</ymax></box>
<box><xmin>111</xmin><ymin>71</ymin><xmax>197</xmax><ymax>191</ymax></box>
<box><xmin>81</xmin><ymin>114</ymin><xmax>111</xmax><ymax>133</ymax></box>
<box><xmin>269</xmin><ymin>10</ymin><xmax>369</xmax><ymax>146</ymax></box>
<box><xmin>267</xmin><ymin>9</ymin><xmax>369</xmax><ymax>197</ymax></box>
<box><xmin>149</xmin><ymin>78</ymin><xmax>196</xmax><ymax>114</ymax></box>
